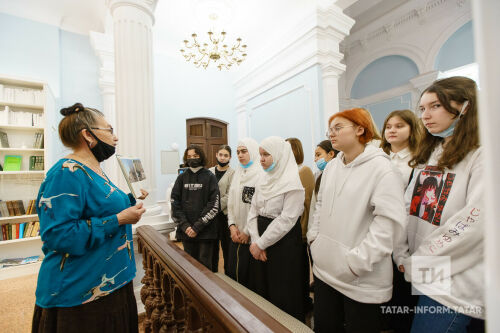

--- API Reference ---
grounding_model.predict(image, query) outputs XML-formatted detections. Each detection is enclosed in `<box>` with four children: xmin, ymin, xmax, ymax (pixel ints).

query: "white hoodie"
<box><xmin>307</xmin><ymin>144</ymin><xmax>406</xmax><ymax>303</ymax></box>
<box><xmin>393</xmin><ymin>145</ymin><xmax>484</xmax><ymax>319</ymax></box>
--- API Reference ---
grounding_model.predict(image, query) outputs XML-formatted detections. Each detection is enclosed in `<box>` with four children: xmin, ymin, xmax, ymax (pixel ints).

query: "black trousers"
<box><xmin>383</xmin><ymin>263</ymin><xmax>418</xmax><ymax>333</ymax></box>
<box><xmin>302</xmin><ymin>242</ymin><xmax>313</xmax><ymax>312</ymax></box>
<box><xmin>212</xmin><ymin>212</ymin><xmax>230</xmax><ymax>273</ymax></box>
<box><xmin>182</xmin><ymin>240</ymin><xmax>216</xmax><ymax>271</ymax></box>
<box><xmin>249</xmin><ymin>216</ymin><xmax>305</xmax><ymax>322</ymax></box>
<box><xmin>314</xmin><ymin>277</ymin><xmax>382</xmax><ymax>333</ymax></box>
<box><xmin>227</xmin><ymin>241</ymin><xmax>251</xmax><ymax>288</ymax></box>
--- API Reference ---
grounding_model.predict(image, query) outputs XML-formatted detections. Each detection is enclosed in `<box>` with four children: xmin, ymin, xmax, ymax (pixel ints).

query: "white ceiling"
<box><xmin>0</xmin><ymin>0</ymin><xmax>106</xmax><ymax>34</ymax></box>
<box><xmin>0</xmin><ymin>0</ymin><xmax>405</xmax><ymax>63</ymax></box>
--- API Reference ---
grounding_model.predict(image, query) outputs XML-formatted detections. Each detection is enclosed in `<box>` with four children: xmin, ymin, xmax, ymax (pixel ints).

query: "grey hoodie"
<box><xmin>307</xmin><ymin>144</ymin><xmax>406</xmax><ymax>303</ymax></box>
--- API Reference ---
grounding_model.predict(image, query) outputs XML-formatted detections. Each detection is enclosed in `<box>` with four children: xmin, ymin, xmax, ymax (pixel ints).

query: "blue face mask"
<box><xmin>316</xmin><ymin>158</ymin><xmax>328</xmax><ymax>171</ymax></box>
<box><xmin>240</xmin><ymin>160</ymin><xmax>253</xmax><ymax>169</ymax></box>
<box><xmin>263</xmin><ymin>162</ymin><xmax>276</xmax><ymax>172</ymax></box>
<box><xmin>431</xmin><ymin>101</ymin><xmax>468</xmax><ymax>138</ymax></box>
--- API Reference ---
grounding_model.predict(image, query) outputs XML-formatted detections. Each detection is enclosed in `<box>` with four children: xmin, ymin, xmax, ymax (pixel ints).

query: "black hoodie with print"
<box><xmin>171</xmin><ymin>168</ymin><xmax>220</xmax><ymax>240</ymax></box>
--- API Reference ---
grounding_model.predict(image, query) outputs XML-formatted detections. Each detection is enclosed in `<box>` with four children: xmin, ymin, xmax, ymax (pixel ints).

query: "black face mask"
<box><xmin>217</xmin><ymin>160</ymin><xmax>229</xmax><ymax>167</ymax></box>
<box><xmin>187</xmin><ymin>158</ymin><xmax>203</xmax><ymax>168</ymax></box>
<box><xmin>88</xmin><ymin>130</ymin><xmax>116</xmax><ymax>162</ymax></box>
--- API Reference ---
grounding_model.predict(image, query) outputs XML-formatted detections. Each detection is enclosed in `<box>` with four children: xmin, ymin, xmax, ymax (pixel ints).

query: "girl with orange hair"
<box><xmin>308</xmin><ymin>108</ymin><xmax>406</xmax><ymax>332</ymax></box>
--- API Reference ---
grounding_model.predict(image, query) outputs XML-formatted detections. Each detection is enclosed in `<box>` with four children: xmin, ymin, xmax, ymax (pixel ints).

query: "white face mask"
<box><xmin>430</xmin><ymin>100</ymin><xmax>469</xmax><ymax>138</ymax></box>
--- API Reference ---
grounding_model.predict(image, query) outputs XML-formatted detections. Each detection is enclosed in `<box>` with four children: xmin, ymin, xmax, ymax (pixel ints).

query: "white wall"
<box><xmin>153</xmin><ymin>53</ymin><xmax>237</xmax><ymax>197</ymax></box>
<box><xmin>340</xmin><ymin>0</ymin><xmax>475</xmax><ymax>130</ymax></box>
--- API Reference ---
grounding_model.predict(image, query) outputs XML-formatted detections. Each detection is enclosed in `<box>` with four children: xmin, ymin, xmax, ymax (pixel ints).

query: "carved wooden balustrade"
<box><xmin>137</xmin><ymin>225</ymin><xmax>293</xmax><ymax>333</ymax></box>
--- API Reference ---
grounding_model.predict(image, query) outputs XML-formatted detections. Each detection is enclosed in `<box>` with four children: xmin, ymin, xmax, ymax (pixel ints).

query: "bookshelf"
<box><xmin>0</xmin><ymin>74</ymin><xmax>54</xmax><ymax>271</ymax></box>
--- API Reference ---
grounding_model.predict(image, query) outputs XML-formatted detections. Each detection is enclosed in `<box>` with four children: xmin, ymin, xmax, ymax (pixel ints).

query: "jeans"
<box><xmin>411</xmin><ymin>295</ymin><xmax>475</xmax><ymax>333</ymax></box>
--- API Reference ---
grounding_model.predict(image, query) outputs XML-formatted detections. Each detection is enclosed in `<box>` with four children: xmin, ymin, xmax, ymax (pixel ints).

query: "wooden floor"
<box><xmin>0</xmin><ymin>273</ymin><xmax>38</xmax><ymax>333</ymax></box>
<box><xmin>0</xmin><ymin>242</ymin><xmax>223</xmax><ymax>333</ymax></box>
<box><xmin>0</xmin><ymin>243</ymin><xmax>313</xmax><ymax>332</ymax></box>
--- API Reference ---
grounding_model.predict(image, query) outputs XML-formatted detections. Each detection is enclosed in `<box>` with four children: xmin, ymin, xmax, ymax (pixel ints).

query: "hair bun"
<box><xmin>60</xmin><ymin>103</ymin><xmax>85</xmax><ymax>116</ymax></box>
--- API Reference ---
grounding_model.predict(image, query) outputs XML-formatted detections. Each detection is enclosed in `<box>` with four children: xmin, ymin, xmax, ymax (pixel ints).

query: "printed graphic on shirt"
<box><xmin>409</xmin><ymin>166</ymin><xmax>455</xmax><ymax>226</ymax></box>
<box><xmin>62</xmin><ymin>160</ymin><xmax>93</xmax><ymax>180</ymax></box>
<box><xmin>242</xmin><ymin>186</ymin><xmax>255</xmax><ymax>204</ymax></box>
<box><xmin>82</xmin><ymin>266</ymin><xmax>128</xmax><ymax>304</ymax></box>
<box><xmin>184</xmin><ymin>183</ymin><xmax>203</xmax><ymax>191</ymax></box>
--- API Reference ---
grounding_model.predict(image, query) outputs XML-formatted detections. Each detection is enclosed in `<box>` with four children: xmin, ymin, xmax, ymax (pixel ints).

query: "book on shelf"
<box><xmin>0</xmin><ymin>106</ymin><xmax>8</xmax><ymax>124</ymax></box>
<box><xmin>116</xmin><ymin>155</ymin><xmax>148</xmax><ymax>199</ymax></box>
<box><xmin>31</xmin><ymin>221</ymin><xmax>40</xmax><ymax>237</ymax></box>
<box><xmin>29</xmin><ymin>156</ymin><xmax>44</xmax><ymax>171</ymax></box>
<box><xmin>2</xmin><ymin>85</ymin><xmax>43</xmax><ymax>105</ymax></box>
<box><xmin>0</xmin><ymin>130</ymin><xmax>9</xmax><ymax>148</ymax></box>
<box><xmin>0</xmin><ymin>255</ymin><xmax>40</xmax><ymax>268</ymax></box>
<box><xmin>33</xmin><ymin>132</ymin><xmax>44</xmax><ymax>149</ymax></box>
<box><xmin>0</xmin><ymin>199</ymin><xmax>36</xmax><ymax>217</ymax></box>
<box><xmin>3</xmin><ymin>155</ymin><xmax>22</xmax><ymax>171</ymax></box>
<box><xmin>0</xmin><ymin>221</ymin><xmax>40</xmax><ymax>241</ymax></box>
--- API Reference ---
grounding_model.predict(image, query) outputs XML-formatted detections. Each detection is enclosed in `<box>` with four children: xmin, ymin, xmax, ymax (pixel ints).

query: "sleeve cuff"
<box><xmin>255</xmin><ymin>238</ymin><xmax>267</xmax><ymax>250</ymax></box>
<box><xmin>192</xmin><ymin>221</ymin><xmax>204</xmax><ymax>234</ymax></box>
<box><xmin>127</xmin><ymin>193</ymin><xmax>137</xmax><ymax>206</ymax></box>
<box><xmin>90</xmin><ymin>214</ymin><xmax>120</xmax><ymax>242</ymax></box>
<box><xmin>179</xmin><ymin>222</ymin><xmax>190</xmax><ymax>233</ymax></box>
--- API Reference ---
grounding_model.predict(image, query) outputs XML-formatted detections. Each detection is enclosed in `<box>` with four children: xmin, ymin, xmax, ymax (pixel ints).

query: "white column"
<box><xmin>318</xmin><ymin>4</ymin><xmax>355</xmax><ymax>129</ymax></box>
<box><xmin>89</xmin><ymin>31</ymin><xmax>119</xmax><ymax>183</ymax></box>
<box><xmin>108</xmin><ymin>0</ymin><xmax>158</xmax><ymax>201</ymax></box>
<box><xmin>321</xmin><ymin>66</ymin><xmax>344</xmax><ymax>126</ymax></box>
<box><xmin>471</xmin><ymin>1</ymin><xmax>500</xmax><ymax>331</ymax></box>
<box><xmin>236</xmin><ymin>103</ymin><xmax>248</xmax><ymax>139</ymax></box>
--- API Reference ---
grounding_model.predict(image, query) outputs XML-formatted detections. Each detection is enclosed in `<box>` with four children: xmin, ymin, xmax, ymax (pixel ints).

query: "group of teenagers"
<box><xmin>29</xmin><ymin>75</ymin><xmax>483</xmax><ymax>333</ymax></box>
<box><xmin>171</xmin><ymin>76</ymin><xmax>484</xmax><ymax>333</ymax></box>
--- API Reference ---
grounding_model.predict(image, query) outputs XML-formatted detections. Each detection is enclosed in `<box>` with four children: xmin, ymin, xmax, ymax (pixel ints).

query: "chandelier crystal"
<box><xmin>180</xmin><ymin>31</ymin><xmax>247</xmax><ymax>70</ymax></box>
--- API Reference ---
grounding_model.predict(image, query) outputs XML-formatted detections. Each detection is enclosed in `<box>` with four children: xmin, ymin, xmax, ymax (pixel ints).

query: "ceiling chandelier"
<box><xmin>180</xmin><ymin>31</ymin><xmax>247</xmax><ymax>70</ymax></box>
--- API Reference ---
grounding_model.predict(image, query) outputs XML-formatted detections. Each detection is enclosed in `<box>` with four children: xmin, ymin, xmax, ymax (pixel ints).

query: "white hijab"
<box><xmin>258</xmin><ymin>136</ymin><xmax>303</xmax><ymax>201</ymax></box>
<box><xmin>228</xmin><ymin>138</ymin><xmax>264</xmax><ymax>223</ymax></box>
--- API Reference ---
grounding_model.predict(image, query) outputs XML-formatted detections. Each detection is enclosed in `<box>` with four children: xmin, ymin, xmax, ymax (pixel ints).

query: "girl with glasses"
<box><xmin>309</xmin><ymin>108</ymin><xmax>406</xmax><ymax>332</ymax></box>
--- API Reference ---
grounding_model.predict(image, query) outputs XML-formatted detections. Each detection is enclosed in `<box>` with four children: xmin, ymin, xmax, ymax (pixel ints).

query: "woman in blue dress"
<box><xmin>31</xmin><ymin>103</ymin><xmax>148</xmax><ymax>333</ymax></box>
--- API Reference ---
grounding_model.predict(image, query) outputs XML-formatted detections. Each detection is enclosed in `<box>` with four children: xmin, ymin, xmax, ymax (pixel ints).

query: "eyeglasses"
<box><xmin>91</xmin><ymin>127</ymin><xmax>114</xmax><ymax>135</ymax></box>
<box><xmin>325</xmin><ymin>125</ymin><xmax>355</xmax><ymax>138</ymax></box>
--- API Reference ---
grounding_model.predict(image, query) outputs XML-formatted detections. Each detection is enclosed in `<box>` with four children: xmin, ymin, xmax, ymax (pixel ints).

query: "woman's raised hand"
<box><xmin>117</xmin><ymin>202</ymin><xmax>146</xmax><ymax>224</ymax></box>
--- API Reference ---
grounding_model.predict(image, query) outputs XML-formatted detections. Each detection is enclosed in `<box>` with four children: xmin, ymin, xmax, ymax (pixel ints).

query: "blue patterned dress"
<box><xmin>35</xmin><ymin>158</ymin><xmax>136</xmax><ymax>308</ymax></box>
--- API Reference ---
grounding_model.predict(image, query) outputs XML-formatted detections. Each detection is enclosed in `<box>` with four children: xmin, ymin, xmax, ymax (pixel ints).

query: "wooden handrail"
<box><xmin>137</xmin><ymin>225</ymin><xmax>292</xmax><ymax>332</ymax></box>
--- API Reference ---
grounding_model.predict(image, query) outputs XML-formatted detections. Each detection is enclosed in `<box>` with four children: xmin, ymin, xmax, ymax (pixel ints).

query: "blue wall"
<box><xmin>351</xmin><ymin>55</ymin><xmax>419</xmax><ymax>99</ymax></box>
<box><xmin>60</xmin><ymin>30</ymin><xmax>102</xmax><ymax>110</ymax></box>
<box><xmin>153</xmin><ymin>53</ymin><xmax>237</xmax><ymax>194</ymax></box>
<box><xmin>0</xmin><ymin>13</ymin><xmax>61</xmax><ymax>96</ymax></box>
<box><xmin>363</xmin><ymin>92</ymin><xmax>412</xmax><ymax>132</ymax></box>
<box><xmin>0</xmin><ymin>13</ymin><xmax>103</xmax><ymax>164</ymax></box>
<box><xmin>435</xmin><ymin>21</ymin><xmax>475</xmax><ymax>71</ymax></box>
<box><xmin>246</xmin><ymin>65</ymin><xmax>323</xmax><ymax>170</ymax></box>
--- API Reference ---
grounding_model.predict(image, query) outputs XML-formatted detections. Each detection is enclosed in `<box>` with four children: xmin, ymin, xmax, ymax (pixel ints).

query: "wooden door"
<box><xmin>186</xmin><ymin>118</ymin><xmax>228</xmax><ymax>167</ymax></box>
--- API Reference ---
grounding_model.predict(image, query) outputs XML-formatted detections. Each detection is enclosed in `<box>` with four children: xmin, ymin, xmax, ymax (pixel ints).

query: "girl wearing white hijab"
<box><xmin>226</xmin><ymin>138</ymin><xmax>264</xmax><ymax>287</ymax></box>
<box><xmin>248</xmin><ymin>136</ymin><xmax>306</xmax><ymax>321</ymax></box>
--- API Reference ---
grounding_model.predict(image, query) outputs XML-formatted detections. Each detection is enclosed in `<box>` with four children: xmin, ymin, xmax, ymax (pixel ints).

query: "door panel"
<box><xmin>186</xmin><ymin>118</ymin><xmax>228</xmax><ymax>168</ymax></box>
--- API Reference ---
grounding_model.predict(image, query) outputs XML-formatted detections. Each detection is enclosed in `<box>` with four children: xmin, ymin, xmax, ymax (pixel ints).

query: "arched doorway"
<box><xmin>186</xmin><ymin>118</ymin><xmax>228</xmax><ymax>167</ymax></box>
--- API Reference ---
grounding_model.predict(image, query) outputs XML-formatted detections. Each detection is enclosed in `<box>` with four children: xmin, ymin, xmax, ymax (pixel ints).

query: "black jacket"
<box><xmin>171</xmin><ymin>168</ymin><xmax>220</xmax><ymax>240</ymax></box>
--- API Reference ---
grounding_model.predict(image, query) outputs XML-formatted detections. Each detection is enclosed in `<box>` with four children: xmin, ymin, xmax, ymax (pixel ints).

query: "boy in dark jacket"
<box><xmin>171</xmin><ymin>145</ymin><xmax>220</xmax><ymax>270</ymax></box>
